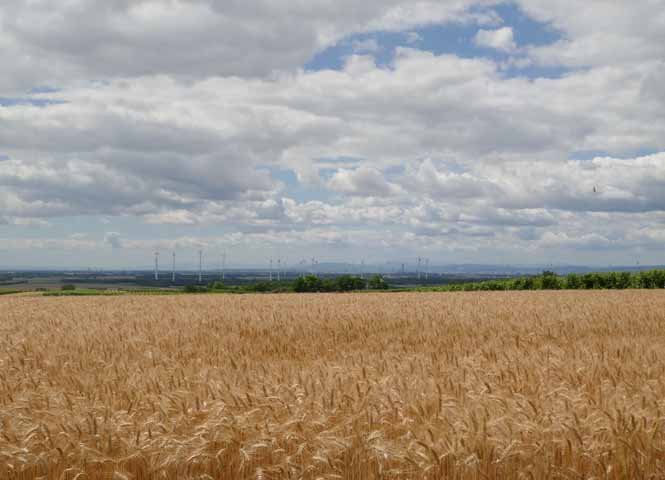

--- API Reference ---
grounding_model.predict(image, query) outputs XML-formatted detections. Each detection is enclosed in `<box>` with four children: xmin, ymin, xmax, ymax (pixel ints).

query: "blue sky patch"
<box><xmin>0</xmin><ymin>97</ymin><xmax>66</xmax><ymax>107</ymax></box>
<box><xmin>569</xmin><ymin>148</ymin><xmax>660</xmax><ymax>161</ymax></box>
<box><xmin>29</xmin><ymin>86</ymin><xmax>62</xmax><ymax>94</ymax></box>
<box><xmin>260</xmin><ymin>166</ymin><xmax>333</xmax><ymax>202</ymax></box>
<box><xmin>492</xmin><ymin>3</ymin><xmax>561</xmax><ymax>47</ymax></box>
<box><xmin>306</xmin><ymin>2</ymin><xmax>566</xmax><ymax>79</ymax></box>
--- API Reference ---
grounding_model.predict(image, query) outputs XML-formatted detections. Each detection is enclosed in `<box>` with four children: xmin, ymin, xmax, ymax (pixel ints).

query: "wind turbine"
<box><xmin>269</xmin><ymin>258</ymin><xmax>273</xmax><ymax>282</ymax></box>
<box><xmin>172</xmin><ymin>251</ymin><xmax>176</xmax><ymax>283</ymax></box>
<box><xmin>221</xmin><ymin>251</ymin><xmax>226</xmax><ymax>281</ymax></box>
<box><xmin>154</xmin><ymin>252</ymin><xmax>159</xmax><ymax>281</ymax></box>
<box><xmin>198</xmin><ymin>250</ymin><xmax>203</xmax><ymax>284</ymax></box>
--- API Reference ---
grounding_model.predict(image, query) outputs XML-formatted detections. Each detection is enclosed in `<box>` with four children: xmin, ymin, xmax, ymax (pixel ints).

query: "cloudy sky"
<box><xmin>1</xmin><ymin>0</ymin><xmax>665</xmax><ymax>268</ymax></box>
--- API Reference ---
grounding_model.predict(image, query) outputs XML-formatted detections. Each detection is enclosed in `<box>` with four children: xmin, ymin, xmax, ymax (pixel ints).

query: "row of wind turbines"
<box><xmin>152</xmin><ymin>251</ymin><xmax>434</xmax><ymax>284</ymax></box>
<box><xmin>151</xmin><ymin>251</ymin><xmax>323</xmax><ymax>284</ymax></box>
<box><xmin>153</xmin><ymin>250</ymin><xmax>223</xmax><ymax>284</ymax></box>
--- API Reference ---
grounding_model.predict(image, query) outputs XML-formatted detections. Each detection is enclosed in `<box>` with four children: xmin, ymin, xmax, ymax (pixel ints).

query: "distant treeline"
<box><xmin>432</xmin><ymin>270</ymin><xmax>665</xmax><ymax>292</ymax></box>
<box><xmin>182</xmin><ymin>270</ymin><xmax>665</xmax><ymax>294</ymax></box>
<box><xmin>186</xmin><ymin>274</ymin><xmax>390</xmax><ymax>294</ymax></box>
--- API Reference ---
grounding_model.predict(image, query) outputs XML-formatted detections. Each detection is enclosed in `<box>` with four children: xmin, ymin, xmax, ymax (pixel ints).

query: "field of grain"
<box><xmin>2</xmin><ymin>292</ymin><xmax>665</xmax><ymax>479</ymax></box>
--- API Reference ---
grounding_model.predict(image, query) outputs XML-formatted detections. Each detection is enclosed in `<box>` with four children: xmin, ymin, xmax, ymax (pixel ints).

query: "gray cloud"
<box><xmin>328</xmin><ymin>167</ymin><xmax>403</xmax><ymax>197</ymax></box>
<box><xmin>0</xmin><ymin>0</ymin><xmax>493</xmax><ymax>95</ymax></box>
<box><xmin>1</xmin><ymin>1</ymin><xmax>665</xmax><ymax>264</ymax></box>
<box><xmin>519</xmin><ymin>1</ymin><xmax>665</xmax><ymax>68</ymax></box>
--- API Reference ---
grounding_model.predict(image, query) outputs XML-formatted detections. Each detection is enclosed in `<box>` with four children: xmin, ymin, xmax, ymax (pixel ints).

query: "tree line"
<box><xmin>435</xmin><ymin>269</ymin><xmax>665</xmax><ymax>292</ymax></box>
<box><xmin>185</xmin><ymin>274</ymin><xmax>390</xmax><ymax>294</ymax></box>
<box><xmin>183</xmin><ymin>269</ymin><xmax>665</xmax><ymax>294</ymax></box>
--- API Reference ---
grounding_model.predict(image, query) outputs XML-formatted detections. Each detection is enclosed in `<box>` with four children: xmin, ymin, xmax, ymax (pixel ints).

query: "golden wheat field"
<box><xmin>1</xmin><ymin>292</ymin><xmax>665</xmax><ymax>479</ymax></box>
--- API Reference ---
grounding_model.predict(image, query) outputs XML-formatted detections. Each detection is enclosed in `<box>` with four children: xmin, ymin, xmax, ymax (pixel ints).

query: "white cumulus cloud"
<box><xmin>474</xmin><ymin>27</ymin><xmax>517</xmax><ymax>52</ymax></box>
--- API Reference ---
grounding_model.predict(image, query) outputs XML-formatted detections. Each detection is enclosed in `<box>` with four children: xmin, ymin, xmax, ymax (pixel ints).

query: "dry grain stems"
<box><xmin>1</xmin><ymin>291</ymin><xmax>665</xmax><ymax>478</ymax></box>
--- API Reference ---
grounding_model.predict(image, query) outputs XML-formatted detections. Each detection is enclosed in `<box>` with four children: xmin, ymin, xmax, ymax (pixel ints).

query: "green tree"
<box><xmin>249</xmin><ymin>282</ymin><xmax>273</xmax><ymax>292</ymax></box>
<box><xmin>336</xmin><ymin>275</ymin><xmax>366</xmax><ymax>292</ymax></box>
<box><xmin>368</xmin><ymin>274</ymin><xmax>389</xmax><ymax>290</ymax></box>
<box><xmin>209</xmin><ymin>281</ymin><xmax>226</xmax><ymax>291</ymax></box>
<box><xmin>617</xmin><ymin>272</ymin><xmax>632</xmax><ymax>289</ymax></box>
<box><xmin>581</xmin><ymin>273</ymin><xmax>596</xmax><ymax>289</ymax></box>
<box><xmin>293</xmin><ymin>275</ymin><xmax>325</xmax><ymax>292</ymax></box>
<box><xmin>540</xmin><ymin>271</ymin><xmax>560</xmax><ymax>290</ymax></box>
<box><xmin>184</xmin><ymin>285</ymin><xmax>207</xmax><ymax>293</ymax></box>
<box><xmin>565</xmin><ymin>273</ymin><xmax>581</xmax><ymax>289</ymax></box>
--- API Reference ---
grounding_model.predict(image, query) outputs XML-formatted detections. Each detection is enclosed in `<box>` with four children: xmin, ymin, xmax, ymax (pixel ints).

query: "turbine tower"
<box><xmin>198</xmin><ymin>250</ymin><xmax>203</xmax><ymax>284</ymax></box>
<box><xmin>221</xmin><ymin>251</ymin><xmax>226</xmax><ymax>281</ymax></box>
<box><xmin>417</xmin><ymin>257</ymin><xmax>422</xmax><ymax>280</ymax></box>
<box><xmin>270</xmin><ymin>258</ymin><xmax>273</xmax><ymax>282</ymax></box>
<box><xmin>154</xmin><ymin>252</ymin><xmax>159</xmax><ymax>281</ymax></box>
<box><xmin>172</xmin><ymin>251</ymin><xmax>176</xmax><ymax>283</ymax></box>
<box><xmin>277</xmin><ymin>258</ymin><xmax>281</xmax><ymax>281</ymax></box>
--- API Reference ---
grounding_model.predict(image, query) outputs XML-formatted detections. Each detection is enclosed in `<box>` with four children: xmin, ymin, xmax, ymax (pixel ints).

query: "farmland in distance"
<box><xmin>2</xmin><ymin>291</ymin><xmax>665</xmax><ymax>479</ymax></box>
